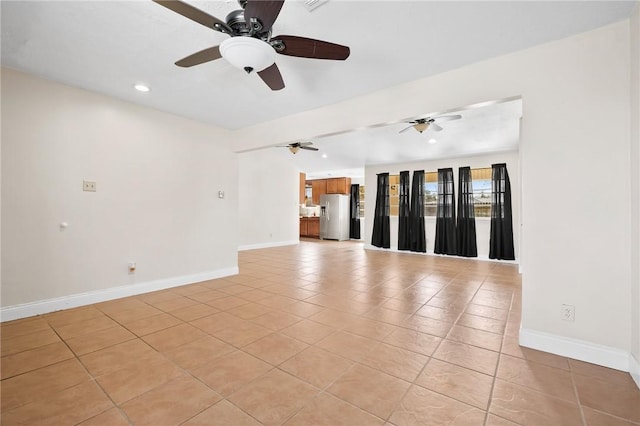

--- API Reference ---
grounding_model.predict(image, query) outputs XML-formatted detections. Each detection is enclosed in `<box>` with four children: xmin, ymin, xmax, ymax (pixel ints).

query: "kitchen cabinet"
<box><xmin>311</xmin><ymin>180</ymin><xmax>326</xmax><ymax>205</ymax></box>
<box><xmin>299</xmin><ymin>172</ymin><xmax>306</xmax><ymax>204</ymax></box>
<box><xmin>300</xmin><ymin>217</ymin><xmax>320</xmax><ymax>238</ymax></box>
<box><xmin>326</xmin><ymin>177</ymin><xmax>351</xmax><ymax>195</ymax></box>
<box><xmin>307</xmin><ymin>217</ymin><xmax>320</xmax><ymax>236</ymax></box>
<box><xmin>325</xmin><ymin>178</ymin><xmax>338</xmax><ymax>194</ymax></box>
<box><xmin>309</xmin><ymin>177</ymin><xmax>351</xmax><ymax>204</ymax></box>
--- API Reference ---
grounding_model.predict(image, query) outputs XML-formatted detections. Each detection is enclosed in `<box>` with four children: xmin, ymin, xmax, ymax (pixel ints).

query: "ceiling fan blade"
<box><xmin>153</xmin><ymin>0</ymin><xmax>232</xmax><ymax>34</ymax></box>
<box><xmin>434</xmin><ymin>114</ymin><xmax>462</xmax><ymax>122</ymax></box>
<box><xmin>431</xmin><ymin>122</ymin><xmax>443</xmax><ymax>132</ymax></box>
<box><xmin>244</xmin><ymin>0</ymin><xmax>285</xmax><ymax>33</ymax></box>
<box><xmin>257</xmin><ymin>63</ymin><xmax>285</xmax><ymax>91</ymax></box>
<box><xmin>298</xmin><ymin>142</ymin><xmax>313</xmax><ymax>146</ymax></box>
<box><xmin>175</xmin><ymin>46</ymin><xmax>222</xmax><ymax>67</ymax></box>
<box><xmin>399</xmin><ymin>125</ymin><xmax>414</xmax><ymax>133</ymax></box>
<box><xmin>272</xmin><ymin>35</ymin><xmax>350</xmax><ymax>60</ymax></box>
<box><xmin>299</xmin><ymin>146</ymin><xmax>319</xmax><ymax>151</ymax></box>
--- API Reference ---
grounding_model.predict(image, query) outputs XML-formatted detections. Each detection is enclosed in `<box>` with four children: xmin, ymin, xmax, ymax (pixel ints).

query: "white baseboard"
<box><xmin>0</xmin><ymin>267</ymin><xmax>239</xmax><ymax>322</ymax></box>
<box><xmin>520</xmin><ymin>327</ymin><xmax>631</xmax><ymax>372</ymax></box>
<box><xmin>238</xmin><ymin>240</ymin><xmax>299</xmax><ymax>251</ymax></box>
<box><xmin>631</xmin><ymin>352</ymin><xmax>640</xmax><ymax>389</ymax></box>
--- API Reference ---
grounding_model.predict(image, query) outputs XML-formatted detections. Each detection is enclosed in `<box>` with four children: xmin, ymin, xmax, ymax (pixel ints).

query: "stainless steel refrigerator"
<box><xmin>319</xmin><ymin>194</ymin><xmax>350</xmax><ymax>241</ymax></box>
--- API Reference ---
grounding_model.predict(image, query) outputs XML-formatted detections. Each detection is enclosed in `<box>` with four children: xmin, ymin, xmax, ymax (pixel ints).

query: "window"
<box><xmin>424</xmin><ymin>172</ymin><xmax>438</xmax><ymax>216</ymax></box>
<box><xmin>421</xmin><ymin>168</ymin><xmax>492</xmax><ymax>217</ymax></box>
<box><xmin>387</xmin><ymin>167</ymin><xmax>493</xmax><ymax>217</ymax></box>
<box><xmin>389</xmin><ymin>174</ymin><xmax>400</xmax><ymax>216</ymax></box>
<box><xmin>471</xmin><ymin>168</ymin><xmax>492</xmax><ymax>217</ymax></box>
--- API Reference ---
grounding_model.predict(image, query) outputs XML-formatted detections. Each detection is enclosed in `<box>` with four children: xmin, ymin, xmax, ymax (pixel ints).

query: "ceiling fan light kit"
<box><xmin>219</xmin><ymin>37</ymin><xmax>276</xmax><ymax>73</ymax></box>
<box><xmin>277</xmin><ymin>141</ymin><xmax>319</xmax><ymax>154</ymax></box>
<box><xmin>413</xmin><ymin>122</ymin><xmax>429</xmax><ymax>133</ymax></box>
<box><xmin>399</xmin><ymin>114</ymin><xmax>463</xmax><ymax>134</ymax></box>
<box><xmin>153</xmin><ymin>0</ymin><xmax>350</xmax><ymax>91</ymax></box>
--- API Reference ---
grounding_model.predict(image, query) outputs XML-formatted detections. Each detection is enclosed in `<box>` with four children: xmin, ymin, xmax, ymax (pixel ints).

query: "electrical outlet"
<box><xmin>561</xmin><ymin>304</ymin><xmax>575</xmax><ymax>321</ymax></box>
<box><xmin>83</xmin><ymin>180</ymin><xmax>96</xmax><ymax>192</ymax></box>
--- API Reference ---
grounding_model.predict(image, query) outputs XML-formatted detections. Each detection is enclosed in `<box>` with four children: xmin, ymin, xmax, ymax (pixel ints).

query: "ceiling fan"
<box><xmin>399</xmin><ymin>114</ymin><xmax>462</xmax><ymax>134</ymax></box>
<box><xmin>153</xmin><ymin>0</ymin><xmax>350</xmax><ymax>91</ymax></box>
<box><xmin>277</xmin><ymin>142</ymin><xmax>319</xmax><ymax>154</ymax></box>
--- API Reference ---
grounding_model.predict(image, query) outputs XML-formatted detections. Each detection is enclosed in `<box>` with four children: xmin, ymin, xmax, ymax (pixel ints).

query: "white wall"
<box><xmin>518</xmin><ymin>25</ymin><xmax>630</xmax><ymax>361</ymax></box>
<box><xmin>231</xmin><ymin>22</ymin><xmax>635</xmax><ymax>371</ymax></box>
<box><xmin>365</xmin><ymin>152</ymin><xmax>519</xmax><ymax>259</ymax></box>
<box><xmin>630</xmin><ymin>3</ymin><xmax>640</xmax><ymax>385</ymax></box>
<box><xmin>1</xmin><ymin>68</ymin><xmax>238</xmax><ymax>317</ymax></box>
<box><xmin>350</xmin><ymin>177</ymin><xmax>365</xmax><ymax>186</ymax></box>
<box><xmin>237</xmin><ymin>149</ymin><xmax>300</xmax><ymax>250</ymax></box>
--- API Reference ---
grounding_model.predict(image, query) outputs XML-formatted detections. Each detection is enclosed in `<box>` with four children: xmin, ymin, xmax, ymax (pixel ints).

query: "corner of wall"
<box><xmin>629</xmin><ymin>0</ymin><xmax>640</xmax><ymax>373</ymax></box>
<box><xmin>631</xmin><ymin>351</ymin><xmax>640</xmax><ymax>389</ymax></box>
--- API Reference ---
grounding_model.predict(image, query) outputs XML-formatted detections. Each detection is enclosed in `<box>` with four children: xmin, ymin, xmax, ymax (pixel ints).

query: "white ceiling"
<box><xmin>1</xmin><ymin>1</ymin><xmax>635</xmax><ymax>175</ymax></box>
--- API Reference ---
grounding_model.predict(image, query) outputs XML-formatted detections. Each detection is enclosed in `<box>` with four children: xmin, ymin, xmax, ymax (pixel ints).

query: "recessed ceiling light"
<box><xmin>134</xmin><ymin>84</ymin><xmax>150</xmax><ymax>92</ymax></box>
<box><xmin>428</xmin><ymin>138</ymin><xmax>437</xmax><ymax>144</ymax></box>
<box><xmin>322</xmin><ymin>154</ymin><xmax>327</xmax><ymax>158</ymax></box>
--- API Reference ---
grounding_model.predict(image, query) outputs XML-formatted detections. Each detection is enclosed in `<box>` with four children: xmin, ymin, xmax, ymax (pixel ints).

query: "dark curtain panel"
<box><xmin>489</xmin><ymin>163</ymin><xmax>515</xmax><ymax>260</ymax></box>
<box><xmin>409</xmin><ymin>170</ymin><xmax>426</xmax><ymax>253</ymax></box>
<box><xmin>397</xmin><ymin>171</ymin><xmax>411</xmax><ymax>251</ymax></box>
<box><xmin>457</xmin><ymin>167</ymin><xmax>478</xmax><ymax>257</ymax></box>
<box><xmin>371</xmin><ymin>173</ymin><xmax>390</xmax><ymax>248</ymax></box>
<box><xmin>434</xmin><ymin>168</ymin><xmax>457</xmax><ymax>255</ymax></box>
<box><xmin>349</xmin><ymin>184</ymin><xmax>361</xmax><ymax>239</ymax></box>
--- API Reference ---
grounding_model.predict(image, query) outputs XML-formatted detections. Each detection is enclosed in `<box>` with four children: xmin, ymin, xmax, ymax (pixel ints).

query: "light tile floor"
<box><xmin>1</xmin><ymin>240</ymin><xmax>639</xmax><ymax>425</ymax></box>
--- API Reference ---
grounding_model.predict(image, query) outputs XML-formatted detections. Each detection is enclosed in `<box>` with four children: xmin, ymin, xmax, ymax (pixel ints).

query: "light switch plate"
<box><xmin>83</xmin><ymin>180</ymin><xmax>96</xmax><ymax>192</ymax></box>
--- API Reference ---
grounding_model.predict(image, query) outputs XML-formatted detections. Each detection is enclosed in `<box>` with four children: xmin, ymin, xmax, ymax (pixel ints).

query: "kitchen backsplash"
<box><xmin>299</xmin><ymin>205</ymin><xmax>320</xmax><ymax>217</ymax></box>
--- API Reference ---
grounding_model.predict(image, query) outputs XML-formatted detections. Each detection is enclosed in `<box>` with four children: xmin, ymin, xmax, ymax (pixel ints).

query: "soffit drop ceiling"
<box><xmin>271</xmin><ymin>97</ymin><xmax>523</xmax><ymax>179</ymax></box>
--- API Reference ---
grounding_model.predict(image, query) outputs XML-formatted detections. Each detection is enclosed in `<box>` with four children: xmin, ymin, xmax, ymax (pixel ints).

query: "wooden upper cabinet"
<box><xmin>325</xmin><ymin>178</ymin><xmax>338</xmax><ymax>194</ymax></box>
<box><xmin>326</xmin><ymin>177</ymin><xmax>351</xmax><ymax>195</ymax></box>
<box><xmin>299</xmin><ymin>173</ymin><xmax>306</xmax><ymax>204</ymax></box>
<box><xmin>311</xmin><ymin>180</ymin><xmax>326</xmax><ymax>205</ymax></box>
<box><xmin>308</xmin><ymin>177</ymin><xmax>351</xmax><ymax>204</ymax></box>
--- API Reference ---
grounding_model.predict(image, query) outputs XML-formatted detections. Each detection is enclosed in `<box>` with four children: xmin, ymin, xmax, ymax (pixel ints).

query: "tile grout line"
<box><xmin>92</xmin><ymin>297</ymin><xmax>269</xmax><ymax>426</ymax></box>
<box><xmin>484</xmin><ymin>282</ymin><xmax>516</xmax><ymax>426</ymax></box>
<box><xmin>1</xmin><ymin>245</ymin><xmax>536</xmax><ymax>425</ymax></box>
<box><xmin>46</xmin><ymin>317</ymin><xmax>136</xmax><ymax>426</ymax></box>
<box><xmin>374</xmin><ymin>268</ymin><xmax>497</xmax><ymax>423</ymax></box>
<box><xmin>570</xmin><ymin>366</ymin><xmax>589</xmax><ymax>426</ymax></box>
